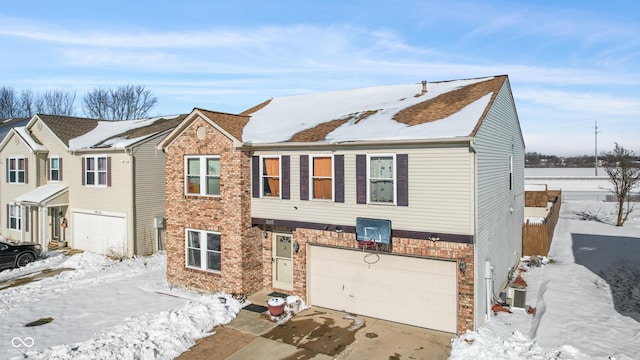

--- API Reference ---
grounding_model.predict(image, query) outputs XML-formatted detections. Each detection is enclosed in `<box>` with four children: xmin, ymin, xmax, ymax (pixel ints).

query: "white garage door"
<box><xmin>72</xmin><ymin>211</ymin><xmax>127</xmax><ymax>256</ymax></box>
<box><xmin>308</xmin><ymin>245</ymin><xmax>457</xmax><ymax>333</ymax></box>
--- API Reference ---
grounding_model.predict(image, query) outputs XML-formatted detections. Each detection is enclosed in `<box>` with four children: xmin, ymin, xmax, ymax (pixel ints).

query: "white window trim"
<box><xmin>366</xmin><ymin>154</ymin><xmax>397</xmax><ymax>205</ymax></box>
<box><xmin>309</xmin><ymin>154</ymin><xmax>334</xmax><ymax>201</ymax></box>
<box><xmin>260</xmin><ymin>155</ymin><xmax>282</xmax><ymax>199</ymax></box>
<box><xmin>184</xmin><ymin>228</ymin><xmax>221</xmax><ymax>273</ymax></box>
<box><xmin>84</xmin><ymin>155</ymin><xmax>108</xmax><ymax>187</ymax></box>
<box><xmin>7</xmin><ymin>156</ymin><xmax>26</xmax><ymax>184</ymax></box>
<box><xmin>9</xmin><ymin>203</ymin><xmax>21</xmax><ymax>230</ymax></box>
<box><xmin>49</xmin><ymin>156</ymin><xmax>61</xmax><ymax>182</ymax></box>
<box><xmin>184</xmin><ymin>155</ymin><xmax>221</xmax><ymax>196</ymax></box>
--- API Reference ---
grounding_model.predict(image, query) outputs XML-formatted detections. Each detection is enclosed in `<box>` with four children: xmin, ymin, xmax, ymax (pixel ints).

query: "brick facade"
<box><xmin>259</xmin><ymin>228</ymin><xmax>474</xmax><ymax>334</ymax></box>
<box><xmin>164</xmin><ymin>117</ymin><xmax>262</xmax><ymax>294</ymax></box>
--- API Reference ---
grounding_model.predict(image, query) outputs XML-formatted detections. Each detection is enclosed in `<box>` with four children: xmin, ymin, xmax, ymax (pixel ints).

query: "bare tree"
<box><xmin>83</xmin><ymin>85</ymin><xmax>158</xmax><ymax>120</ymax></box>
<box><xmin>603</xmin><ymin>143</ymin><xmax>640</xmax><ymax>226</ymax></box>
<box><xmin>0</xmin><ymin>86</ymin><xmax>19</xmax><ymax>118</ymax></box>
<box><xmin>36</xmin><ymin>89</ymin><xmax>76</xmax><ymax>116</ymax></box>
<box><xmin>20</xmin><ymin>89</ymin><xmax>36</xmax><ymax>117</ymax></box>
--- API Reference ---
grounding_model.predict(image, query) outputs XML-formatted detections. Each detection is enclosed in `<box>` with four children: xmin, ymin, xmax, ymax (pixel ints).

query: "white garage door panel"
<box><xmin>309</xmin><ymin>246</ymin><xmax>457</xmax><ymax>333</ymax></box>
<box><xmin>72</xmin><ymin>212</ymin><xmax>127</xmax><ymax>255</ymax></box>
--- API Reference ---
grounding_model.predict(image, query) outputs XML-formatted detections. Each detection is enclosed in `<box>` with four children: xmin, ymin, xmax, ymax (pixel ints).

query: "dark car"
<box><xmin>0</xmin><ymin>240</ymin><xmax>42</xmax><ymax>270</ymax></box>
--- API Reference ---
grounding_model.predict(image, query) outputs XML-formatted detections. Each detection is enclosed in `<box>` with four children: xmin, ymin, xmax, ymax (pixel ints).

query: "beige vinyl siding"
<box><xmin>131</xmin><ymin>133</ymin><xmax>169</xmax><ymax>255</ymax></box>
<box><xmin>251</xmin><ymin>144</ymin><xmax>474</xmax><ymax>235</ymax></box>
<box><xmin>0</xmin><ymin>135</ymin><xmax>38</xmax><ymax>241</ymax></box>
<box><xmin>473</xmin><ymin>79</ymin><xmax>525</xmax><ymax>329</ymax></box>
<box><xmin>67</xmin><ymin>152</ymin><xmax>135</xmax><ymax>256</ymax></box>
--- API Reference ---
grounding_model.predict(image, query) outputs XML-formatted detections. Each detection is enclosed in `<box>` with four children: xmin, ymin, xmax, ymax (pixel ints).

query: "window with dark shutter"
<box><xmin>300</xmin><ymin>155</ymin><xmax>309</xmax><ymax>200</ymax></box>
<box><xmin>397</xmin><ymin>154</ymin><xmax>409</xmax><ymax>206</ymax></box>
<box><xmin>252</xmin><ymin>156</ymin><xmax>260</xmax><ymax>198</ymax></box>
<box><xmin>356</xmin><ymin>154</ymin><xmax>366</xmax><ymax>204</ymax></box>
<box><xmin>334</xmin><ymin>155</ymin><xmax>344</xmax><ymax>203</ymax></box>
<box><xmin>282</xmin><ymin>155</ymin><xmax>290</xmax><ymax>200</ymax></box>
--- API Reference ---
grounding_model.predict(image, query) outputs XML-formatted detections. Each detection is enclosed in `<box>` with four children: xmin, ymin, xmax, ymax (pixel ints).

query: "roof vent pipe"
<box><xmin>421</xmin><ymin>80</ymin><xmax>427</xmax><ymax>94</ymax></box>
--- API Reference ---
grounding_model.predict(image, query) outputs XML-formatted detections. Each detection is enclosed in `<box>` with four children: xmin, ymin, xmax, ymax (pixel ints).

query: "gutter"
<box><xmin>241</xmin><ymin>136</ymin><xmax>476</xmax><ymax>151</ymax></box>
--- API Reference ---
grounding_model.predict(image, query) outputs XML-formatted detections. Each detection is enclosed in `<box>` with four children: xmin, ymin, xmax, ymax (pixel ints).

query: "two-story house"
<box><xmin>0</xmin><ymin>113</ymin><xmax>186</xmax><ymax>257</ymax></box>
<box><xmin>158</xmin><ymin>75</ymin><xmax>525</xmax><ymax>334</ymax></box>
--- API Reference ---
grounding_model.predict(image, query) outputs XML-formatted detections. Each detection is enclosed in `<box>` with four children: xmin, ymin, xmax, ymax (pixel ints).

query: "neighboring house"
<box><xmin>0</xmin><ymin>113</ymin><xmax>187</xmax><ymax>257</ymax></box>
<box><xmin>159</xmin><ymin>75</ymin><xmax>525</xmax><ymax>334</ymax></box>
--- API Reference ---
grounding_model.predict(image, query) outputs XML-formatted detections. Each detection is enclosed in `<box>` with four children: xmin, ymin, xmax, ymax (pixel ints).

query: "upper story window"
<box><xmin>311</xmin><ymin>155</ymin><xmax>333</xmax><ymax>200</ymax></box>
<box><xmin>8</xmin><ymin>204</ymin><xmax>21</xmax><ymax>230</ymax></box>
<box><xmin>261</xmin><ymin>156</ymin><xmax>280</xmax><ymax>198</ymax></box>
<box><xmin>185</xmin><ymin>155</ymin><xmax>220</xmax><ymax>196</ymax></box>
<box><xmin>49</xmin><ymin>157</ymin><xmax>61</xmax><ymax>181</ymax></box>
<box><xmin>368</xmin><ymin>155</ymin><xmax>396</xmax><ymax>204</ymax></box>
<box><xmin>7</xmin><ymin>157</ymin><xmax>26</xmax><ymax>184</ymax></box>
<box><xmin>186</xmin><ymin>229</ymin><xmax>221</xmax><ymax>272</ymax></box>
<box><xmin>84</xmin><ymin>156</ymin><xmax>109</xmax><ymax>186</ymax></box>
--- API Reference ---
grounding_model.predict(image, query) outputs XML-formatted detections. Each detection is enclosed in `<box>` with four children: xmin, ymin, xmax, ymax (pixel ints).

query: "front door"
<box><xmin>50</xmin><ymin>207</ymin><xmax>61</xmax><ymax>240</ymax></box>
<box><xmin>272</xmin><ymin>233</ymin><xmax>293</xmax><ymax>290</ymax></box>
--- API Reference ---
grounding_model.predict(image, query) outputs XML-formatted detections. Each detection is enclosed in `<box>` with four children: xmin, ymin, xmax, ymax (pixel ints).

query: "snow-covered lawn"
<box><xmin>1</xmin><ymin>200</ymin><xmax>639</xmax><ymax>359</ymax></box>
<box><xmin>450</xmin><ymin>201</ymin><xmax>640</xmax><ymax>360</ymax></box>
<box><xmin>1</xmin><ymin>252</ymin><xmax>242</xmax><ymax>359</ymax></box>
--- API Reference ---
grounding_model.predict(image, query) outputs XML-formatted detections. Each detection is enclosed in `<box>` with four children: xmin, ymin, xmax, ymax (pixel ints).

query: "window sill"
<box><xmin>185</xmin><ymin>266</ymin><xmax>222</xmax><ymax>275</ymax></box>
<box><xmin>184</xmin><ymin>194</ymin><xmax>221</xmax><ymax>198</ymax></box>
<box><xmin>367</xmin><ymin>202</ymin><xmax>397</xmax><ymax>206</ymax></box>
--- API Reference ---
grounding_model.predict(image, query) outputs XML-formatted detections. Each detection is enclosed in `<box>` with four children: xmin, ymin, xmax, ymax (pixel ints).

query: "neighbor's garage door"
<box><xmin>308</xmin><ymin>245</ymin><xmax>457</xmax><ymax>333</ymax></box>
<box><xmin>72</xmin><ymin>211</ymin><xmax>127</xmax><ymax>256</ymax></box>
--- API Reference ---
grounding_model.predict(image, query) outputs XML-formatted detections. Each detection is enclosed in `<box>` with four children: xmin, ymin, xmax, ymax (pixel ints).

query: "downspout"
<box><xmin>469</xmin><ymin>138</ymin><xmax>480</xmax><ymax>329</ymax></box>
<box><xmin>485</xmin><ymin>260</ymin><xmax>494</xmax><ymax>320</ymax></box>
<box><xmin>128</xmin><ymin>148</ymin><xmax>136</xmax><ymax>257</ymax></box>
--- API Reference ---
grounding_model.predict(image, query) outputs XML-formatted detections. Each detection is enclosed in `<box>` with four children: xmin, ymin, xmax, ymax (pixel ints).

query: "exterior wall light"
<box><xmin>428</xmin><ymin>233</ymin><xmax>440</xmax><ymax>242</ymax></box>
<box><xmin>459</xmin><ymin>257</ymin><xmax>467</xmax><ymax>275</ymax></box>
<box><xmin>293</xmin><ymin>241</ymin><xmax>300</xmax><ymax>254</ymax></box>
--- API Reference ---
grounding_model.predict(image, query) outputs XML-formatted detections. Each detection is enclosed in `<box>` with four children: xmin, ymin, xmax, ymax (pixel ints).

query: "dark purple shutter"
<box><xmin>334</xmin><ymin>155</ymin><xmax>344</xmax><ymax>203</ymax></box>
<box><xmin>252</xmin><ymin>156</ymin><xmax>259</xmax><ymax>198</ymax></box>
<box><xmin>281</xmin><ymin>155</ymin><xmax>290</xmax><ymax>200</ymax></box>
<box><xmin>397</xmin><ymin>154</ymin><xmax>409</xmax><ymax>206</ymax></box>
<box><xmin>59</xmin><ymin>158</ymin><xmax>63</xmax><ymax>181</ymax></box>
<box><xmin>81</xmin><ymin>157</ymin><xmax>85</xmax><ymax>185</ymax></box>
<box><xmin>47</xmin><ymin>159</ymin><xmax>51</xmax><ymax>181</ymax></box>
<box><xmin>300</xmin><ymin>155</ymin><xmax>309</xmax><ymax>201</ymax></box>
<box><xmin>356</xmin><ymin>154</ymin><xmax>366</xmax><ymax>204</ymax></box>
<box><xmin>24</xmin><ymin>158</ymin><xmax>28</xmax><ymax>184</ymax></box>
<box><xmin>6</xmin><ymin>204</ymin><xmax>9</xmax><ymax>228</ymax></box>
<box><xmin>107</xmin><ymin>157</ymin><xmax>112</xmax><ymax>187</ymax></box>
<box><xmin>5</xmin><ymin>160</ymin><xmax>9</xmax><ymax>182</ymax></box>
<box><xmin>24</xmin><ymin>206</ymin><xmax>29</xmax><ymax>232</ymax></box>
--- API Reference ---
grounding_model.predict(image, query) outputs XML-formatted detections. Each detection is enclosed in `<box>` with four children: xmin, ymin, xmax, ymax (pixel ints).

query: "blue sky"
<box><xmin>1</xmin><ymin>0</ymin><xmax>639</xmax><ymax>155</ymax></box>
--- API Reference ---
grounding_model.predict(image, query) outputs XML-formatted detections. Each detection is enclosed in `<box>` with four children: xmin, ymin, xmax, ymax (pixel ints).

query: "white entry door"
<box><xmin>272</xmin><ymin>233</ymin><xmax>293</xmax><ymax>290</ymax></box>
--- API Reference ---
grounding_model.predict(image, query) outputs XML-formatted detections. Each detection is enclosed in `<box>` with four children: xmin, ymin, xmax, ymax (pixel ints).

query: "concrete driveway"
<box><xmin>178</xmin><ymin>291</ymin><xmax>453</xmax><ymax>360</ymax></box>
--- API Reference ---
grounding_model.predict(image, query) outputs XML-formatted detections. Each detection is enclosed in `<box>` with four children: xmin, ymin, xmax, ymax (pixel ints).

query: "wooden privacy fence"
<box><xmin>523</xmin><ymin>190</ymin><xmax>561</xmax><ymax>256</ymax></box>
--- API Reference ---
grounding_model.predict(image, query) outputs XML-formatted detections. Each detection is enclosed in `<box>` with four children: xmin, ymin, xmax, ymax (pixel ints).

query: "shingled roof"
<box><xmin>37</xmin><ymin>114</ymin><xmax>101</xmax><ymax>147</ymax></box>
<box><xmin>35</xmin><ymin>114</ymin><xmax>187</xmax><ymax>150</ymax></box>
<box><xmin>194</xmin><ymin>108</ymin><xmax>250</xmax><ymax>141</ymax></box>
<box><xmin>240</xmin><ymin>75</ymin><xmax>508</xmax><ymax>144</ymax></box>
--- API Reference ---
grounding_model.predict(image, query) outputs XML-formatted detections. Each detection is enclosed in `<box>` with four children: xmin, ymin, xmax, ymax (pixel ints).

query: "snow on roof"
<box><xmin>15</xmin><ymin>183</ymin><xmax>68</xmax><ymax>205</ymax></box>
<box><xmin>243</xmin><ymin>77</ymin><xmax>495</xmax><ymax>143</ymax></box>
<box><xmin>68</xmin><ymin>115</ymin><xmax>181</xmax><ymax>151</ymax></box>
<box><xmin>14</xmin><ymin>126</ymin><xmax>47</xmax><ymax>151</ymax></box>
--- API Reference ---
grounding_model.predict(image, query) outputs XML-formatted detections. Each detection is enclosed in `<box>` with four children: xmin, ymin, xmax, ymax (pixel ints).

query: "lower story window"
<box><xmin>186</xmin><ymin>229</ymin><xmax>221</xmax><ymax>272</ymax></box>
<box><xmin>9</xmin><ymin>204</ymin><xmax>21</xmax><ymax>230</ymax></box>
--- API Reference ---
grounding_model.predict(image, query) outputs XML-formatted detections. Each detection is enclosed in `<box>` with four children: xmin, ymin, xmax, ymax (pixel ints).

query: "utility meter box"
<box><xmin>154</xmin><ymin>217</ymin><xmax>165</xmax><ymax>229</ymax></box>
